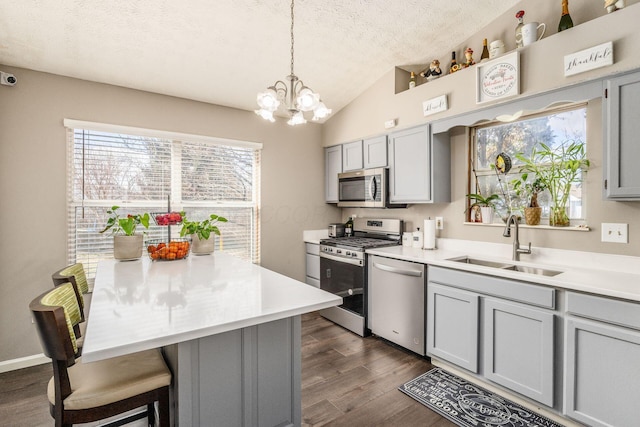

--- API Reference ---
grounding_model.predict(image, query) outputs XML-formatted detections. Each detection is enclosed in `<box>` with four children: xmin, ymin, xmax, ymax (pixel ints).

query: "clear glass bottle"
<box><xmin>515</xmin><ymin>10</ymin><xmax>525</xmax><ymax>48</ymax></box>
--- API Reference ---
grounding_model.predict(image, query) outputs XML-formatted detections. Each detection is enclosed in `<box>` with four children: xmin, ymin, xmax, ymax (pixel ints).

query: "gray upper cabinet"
<box><xmin>342</xmin><ymin>140</ymin><xmax>364</xmax><ymax>172</ymax></box>
<box><xmin>325</xmin><ymin>145</ymin><xmax>342</xmax><ymax>203</ymax></box>
<box><xmin>388</xmin><ymin>124</ymin><xmax>450</xmax><ymax>204</ymax></box>
<box><xmin>483</xmin><ymin>298</ymin><xmax>555</xmax><ymax>407</ymax></box>
<box><xmin>603</xmin><ymin>71</ymin><xmax>640</xmax><ymax>200</ymax></box>
<box><xmin>363</xmin><ymin>135</ymin><xmax>388</xmax><ymax>169</ymax></box>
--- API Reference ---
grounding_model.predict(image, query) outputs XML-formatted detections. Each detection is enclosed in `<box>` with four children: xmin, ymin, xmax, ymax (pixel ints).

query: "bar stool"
<box><xmin>30</xmin><ymin>285</ymin><xmax>172</xmax><ymax>426</ymax></box>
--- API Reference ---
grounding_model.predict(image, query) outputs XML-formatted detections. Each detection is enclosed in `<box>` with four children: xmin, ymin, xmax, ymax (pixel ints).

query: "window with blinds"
<box><xmin>65</xmin><ymin>120</ymin><xmax>261</xmax><ymax>281</ymax></box>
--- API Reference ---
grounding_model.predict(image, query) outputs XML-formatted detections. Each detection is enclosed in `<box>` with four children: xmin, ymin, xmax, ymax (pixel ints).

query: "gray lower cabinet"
<box><xmin>165</xmin><ymin>316</ymin><xmax>301</xmax><ymax>427</ymax></box>
<box><xmin>427</xmin><ymin>283</ymin><xmax>479</xmax><ymax>372</ymax></box>
<box><xmin>427</xmin><ymin>266</ymin><xmax>556</xmax><ymax>407</ymax></box>
<box><xmin>305</xmin><ymin>243</ymin><xmax>320</xmax><ymax>288</ymax></box>
<box><xmin>603</xmin><ymin>70</ymin><xmax>640</xmax><ymax>199</ymax></box>
<box><xmin>564</xmin><ymin>292</ymin><xmax>640</xmax><ymax>427</ymax></box>
<box><xmin>483</xmin><ymin>298</ymin><xmax>555</xmax><ymax>407</ymax></box>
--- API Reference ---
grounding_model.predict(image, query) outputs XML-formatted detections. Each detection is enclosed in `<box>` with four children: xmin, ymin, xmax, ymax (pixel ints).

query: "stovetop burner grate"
<box><xmin>320</xmin><ymin>236</ymin><xmax>400</xmax><ymax>250</ymax></box>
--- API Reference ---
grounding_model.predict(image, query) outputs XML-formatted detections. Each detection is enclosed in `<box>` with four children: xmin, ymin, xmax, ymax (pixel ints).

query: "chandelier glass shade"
<box><xmin>255</xmin><ymin>0</ymin><xmax>331</xmax><ymax>126</ymax></box>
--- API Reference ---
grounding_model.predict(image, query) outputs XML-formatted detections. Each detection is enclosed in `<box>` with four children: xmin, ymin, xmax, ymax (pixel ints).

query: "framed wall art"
<box><xmin>476</xmin><ymin>51</ymin><xmax>520</xmax><ymax>104</ymax></box>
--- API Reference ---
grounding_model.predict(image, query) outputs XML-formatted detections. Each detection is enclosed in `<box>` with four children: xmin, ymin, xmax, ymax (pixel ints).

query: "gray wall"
<box><xmin>0</xmin><ymin>67</ymin><xmax>339</xmax><ymax>362</ymax></box>
<box><xmin>323</xmin><ymin>1</ymin><xmax>640</xmax><ymax>258</ymax></box>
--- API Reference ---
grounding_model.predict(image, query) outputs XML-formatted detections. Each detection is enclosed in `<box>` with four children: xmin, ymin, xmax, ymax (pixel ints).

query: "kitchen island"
<box><xmin>82</xmin><ymin>253</ymin><xmax>341</xmax><ymax>427</ymax></box>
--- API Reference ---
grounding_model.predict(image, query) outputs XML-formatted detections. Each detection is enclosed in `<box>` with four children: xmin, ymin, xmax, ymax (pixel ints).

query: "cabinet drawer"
<box><xmin>566</xmin><ymin>292</ymin><xmax>640</xmax><ymax>330</ymax></box>
<box><xmin>305</xmin><ymin>243</ymin><xmax>320</xmax><ymax>256</ymax></box>
<box><xmin>428</xmin><ymin>266</ymin><xmax>555</xmax><ymax>309</ymax></box>
<box><xmin>305</xmin><ymin>254</ymin><xmax>320</xmax><ymax>280</ymax></box>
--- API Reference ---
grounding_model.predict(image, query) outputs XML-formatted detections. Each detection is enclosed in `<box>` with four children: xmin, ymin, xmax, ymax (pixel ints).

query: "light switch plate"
<box><xmin>435</xmin><ymin>217</ymin><xmax>444</xmax><ymax>230</ymax></box>
<box><xmin>601</xmin><ymin>223</ymin><xmax>628</xmax><ymax>243</ymax></box>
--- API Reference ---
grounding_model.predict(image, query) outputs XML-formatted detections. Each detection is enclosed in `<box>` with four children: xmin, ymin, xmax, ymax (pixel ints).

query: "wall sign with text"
<box><xmin>476</xmin><ymin>51</ymin><xmax>520</xmax><ymax>104</ymax></box>
<box><xmin>423</xmin><ymin>94</ymin><xmax>448</xmax><ymax>117</ymax></box>
<box><xmin>564</xmin><ymin>42</ymin><xmax>613</xmax><ymax>77</ymax></box>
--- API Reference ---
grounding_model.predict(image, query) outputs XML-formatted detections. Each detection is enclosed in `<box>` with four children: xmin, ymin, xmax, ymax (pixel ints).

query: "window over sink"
<box><xmin>64</xmin><ymin>120</ymin><xmax>261</xmax><ymax>281</ymax></box>
<box><xmin>470</xmin><ymin>105</ymin><xmax>587</xmax><ymax>224</ymax></box>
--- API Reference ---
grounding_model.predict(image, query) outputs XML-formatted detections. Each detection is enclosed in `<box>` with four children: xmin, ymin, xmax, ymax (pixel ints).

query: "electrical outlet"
<box><xmin>601</xmin><ymin>223</ymin><xmax>628</xmax><ymax>243</ymax></box>
<box><xmin>435</xmin><ymin>217</ymin><xmax>444</xmax><ymax>230</ymax></box>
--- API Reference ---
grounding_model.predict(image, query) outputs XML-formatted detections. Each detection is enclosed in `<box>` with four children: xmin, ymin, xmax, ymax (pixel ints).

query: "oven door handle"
<box><xmin>373</xmin><ymin>262</ymin><xmax>423</xmax><ymax>277</ymax></box>
<box><xmin>320</xmin><ymin>253</ymin><xmax>363</xmax><ymax>267</ymax></box>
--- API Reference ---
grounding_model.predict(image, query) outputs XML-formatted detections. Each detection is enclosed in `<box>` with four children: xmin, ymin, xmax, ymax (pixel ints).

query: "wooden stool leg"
<box><xmin>158</xmin><ymin>387</ymin><xmax>170</xmax><ymax>426</ymax></box>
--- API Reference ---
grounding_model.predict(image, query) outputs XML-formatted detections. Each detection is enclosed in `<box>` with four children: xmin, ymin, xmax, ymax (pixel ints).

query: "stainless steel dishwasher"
<box><xmin>368</xmin><ymin>255</ymin><xmax>425</xmax><ymax>355</ymax></box>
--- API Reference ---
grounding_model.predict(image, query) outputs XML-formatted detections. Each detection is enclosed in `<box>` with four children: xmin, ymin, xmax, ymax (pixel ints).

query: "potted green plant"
<box><xmin>515</xmin><ymin>140</ymin><xmax>589</xmax><ymax>226</ymax></box>
<box><xmin>180</xmin><ymin>213</ymin><xmax>228</xmax><ymax>255</ymax></box>
<box><xmin>100</xmin><ymin>206</ymin><xmax>150</xmax><ymax>260</ymax></box>
<box><xmin>466</xmin><ymin>193</ymin><xmax>501</xmax><ymax>224</ymax></box>
<box><xmin>512</xmin><ymin>175</ymin><xmax>546</xmax><ymax>225</ymax></box>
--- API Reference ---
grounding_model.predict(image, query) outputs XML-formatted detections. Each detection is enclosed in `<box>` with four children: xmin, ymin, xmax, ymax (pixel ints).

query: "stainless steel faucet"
<box><xmin>503</xmin><ymin>214</ymin><xmax>531</xmax><ymax>261</ymax></box>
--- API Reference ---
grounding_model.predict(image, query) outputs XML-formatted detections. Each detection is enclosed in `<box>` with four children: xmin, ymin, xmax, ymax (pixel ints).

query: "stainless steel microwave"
<box><xmin>337</xmin><ymin>168</ymin><xmax>406</xmax><ymax>208</ymax></box>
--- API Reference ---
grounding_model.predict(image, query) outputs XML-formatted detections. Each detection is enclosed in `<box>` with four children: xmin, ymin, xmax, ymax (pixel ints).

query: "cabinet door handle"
<box><xmin>373</xmin><ymin>262</ymin><xmax>423</xmax><ymax>277</ymax></box>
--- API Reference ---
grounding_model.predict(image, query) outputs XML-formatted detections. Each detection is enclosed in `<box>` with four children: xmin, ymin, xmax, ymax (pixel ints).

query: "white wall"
<box><xmin>0</xmin><ymin>67</ymin><xmax>340</xmax><ymax>362</ymax></box>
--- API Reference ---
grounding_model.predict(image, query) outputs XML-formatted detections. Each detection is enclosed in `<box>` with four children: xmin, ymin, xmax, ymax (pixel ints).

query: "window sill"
<box><xmin>463</xmin><ymin>222</ymin><xmax>590</xmax><ymax>232</ymax></box>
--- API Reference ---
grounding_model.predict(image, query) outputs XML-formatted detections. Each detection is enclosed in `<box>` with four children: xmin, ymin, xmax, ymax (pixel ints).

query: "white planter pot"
<box><xmin>113</xmin><ymin>234</ymin><xmax>144</xmax><ymax>260</ymax></box>
<box><xmin>480</xmin><ymin>206</ymin><xmax>494</xmax><ymax>224</ymax></box>
<box><xmin>191</xmin><ymin>235</ymin><xmax>215</xmax><ymax>255</ymax></box>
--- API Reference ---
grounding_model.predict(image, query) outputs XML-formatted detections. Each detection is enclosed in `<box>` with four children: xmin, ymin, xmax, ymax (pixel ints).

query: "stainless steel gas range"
<box><xmin>319</xmin><ymin>218</ymin><xmax>403</xmax><ymax>336</ymax></box>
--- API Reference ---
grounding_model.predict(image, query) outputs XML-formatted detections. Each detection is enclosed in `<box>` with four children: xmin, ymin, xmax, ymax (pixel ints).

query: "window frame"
<box><xmin>468</xmin><ymin>104</ymin><xmax>588</xmax><ymax>226</ymax></box>
<box><xmin>64</xmin><ymin>119</ymin><xmax>262</xmax><ymax>282</ymax></box>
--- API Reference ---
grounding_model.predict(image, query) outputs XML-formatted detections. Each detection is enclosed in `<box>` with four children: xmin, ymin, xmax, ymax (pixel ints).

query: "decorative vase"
<box><xmin>191</xmin><ymin>235</ymin><xmax>215</xmax><ymax>255</ymax></box>
<box><xmin>550</xmin><ymin>205</ymin><xmax>570</xmax><ymax>227</ymax></box>
<box><xmin>113</xmin><ymin>234</ymin><xmax>144</xmax><ymax>260</ymax></box>
<box><xmin>524</xmin><ymin>207</ymin><xmax>542</xmax><ymax>225</ymax></box>
<box><xmin>480</xmin><ymin>206</ymin><xmax>494</xmax><ymax>224</ymax></box>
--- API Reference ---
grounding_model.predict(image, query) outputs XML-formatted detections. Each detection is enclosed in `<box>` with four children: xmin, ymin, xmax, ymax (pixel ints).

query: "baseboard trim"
<box><xmin>0</xmin><ymin>353</ymin><xmax>50</xmax><ymax>373</ymax></box>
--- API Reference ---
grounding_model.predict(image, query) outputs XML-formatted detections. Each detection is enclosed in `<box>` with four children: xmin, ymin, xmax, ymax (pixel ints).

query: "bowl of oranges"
<box><xmin>147</xmin><ymin>238</ymin><xmax>191</xmax><ymax>261</ymax></box>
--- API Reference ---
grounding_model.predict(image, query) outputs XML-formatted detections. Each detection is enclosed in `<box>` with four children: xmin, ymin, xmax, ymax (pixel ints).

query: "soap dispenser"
<box><xmin>412</xmin><ymin>227</ymin><xmax>423</xmax><ymax>249</ymax></box>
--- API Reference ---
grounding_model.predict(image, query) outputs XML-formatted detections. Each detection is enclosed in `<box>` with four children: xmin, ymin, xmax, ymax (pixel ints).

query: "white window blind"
<box><xmin>65</xmin><ymin>120</ymin><xmax>261</xmax><ymax>281</ymax></box>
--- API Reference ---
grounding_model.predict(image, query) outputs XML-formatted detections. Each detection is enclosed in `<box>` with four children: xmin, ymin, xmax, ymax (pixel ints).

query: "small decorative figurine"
<box><xmin>604</xmin><ymin>0</ymin><xmax>625</xmax><ymax>13</ymax></box>
<box><xmin>420</xmin><ymin>60</ymin><xmax>442</xmax><ymax>81</ymax></box>
<box><xmin>462</xmin><ymin>48</ymin><xmax>475</xmax><ymax>68</ymax></box>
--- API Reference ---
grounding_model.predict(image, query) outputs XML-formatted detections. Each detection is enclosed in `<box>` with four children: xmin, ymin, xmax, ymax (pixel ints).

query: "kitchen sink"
<box><xmin>447</xmin><ymin>256</ymin><xmax>563</xmax><ymax>277</ymax></box>
<box><xmin>502</xmin><ymin>265</ymin><xmax>563</xmax><ymax>277</ymax></box>
<box><xmin>448</xmin><ymin>256</ymin><xmax>513</xmax><ymax>269</ymax></box>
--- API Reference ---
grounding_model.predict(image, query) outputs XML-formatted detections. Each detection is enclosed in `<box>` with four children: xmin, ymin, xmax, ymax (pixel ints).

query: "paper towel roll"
<box><xmin>424</xmin><ymin>219</ymin><xmax>436</xmax><ymax>250</ymax></box>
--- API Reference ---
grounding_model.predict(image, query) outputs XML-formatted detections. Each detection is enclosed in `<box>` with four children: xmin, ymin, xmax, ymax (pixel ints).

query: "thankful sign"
<box><xmin>564</xmin><ymin>42</ymin><xmax>613</xmax><ymax>77</ymax></box>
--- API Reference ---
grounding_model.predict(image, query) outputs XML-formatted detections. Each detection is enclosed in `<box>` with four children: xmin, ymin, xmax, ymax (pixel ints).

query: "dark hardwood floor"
<box><xmin>0</xmin><ymin>312</ymin><xmax>454</xmax><ymax>426</ymax></box>
<box><xmin>301</xmin><ymin>312</ymin><xmax>454</xmax><ymax>427</ymax></box>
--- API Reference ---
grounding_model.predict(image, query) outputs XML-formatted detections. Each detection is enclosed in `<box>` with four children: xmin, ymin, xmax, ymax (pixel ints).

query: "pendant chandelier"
<box><xmin>255</xmin><ymin>0</ymin><xmax>331</xmax><ymax>126</ymax></box>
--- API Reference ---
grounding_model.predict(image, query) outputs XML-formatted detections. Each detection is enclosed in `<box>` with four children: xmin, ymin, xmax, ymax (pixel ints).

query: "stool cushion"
<box><xmin>47</xmin><ymin>349</ymin><xmax>171</xmax><ymax>410</ymax></box>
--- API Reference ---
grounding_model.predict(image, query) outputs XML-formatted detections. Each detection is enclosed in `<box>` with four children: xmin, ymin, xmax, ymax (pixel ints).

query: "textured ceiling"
<box><xmin>0</xmin><ymin>0</ymin><xmax>519</xmax><ymax>118</ymax></box>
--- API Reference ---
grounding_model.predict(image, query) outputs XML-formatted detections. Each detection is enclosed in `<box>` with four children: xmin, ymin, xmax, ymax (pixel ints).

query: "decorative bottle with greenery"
<box><xmin>558</xmin><ymin>0</ymin><xmax>574</xmax><ymax>32</ymax></box>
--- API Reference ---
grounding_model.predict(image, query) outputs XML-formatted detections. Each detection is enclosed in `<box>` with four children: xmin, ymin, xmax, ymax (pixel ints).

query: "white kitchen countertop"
<box><xmin>366</xmin><ymin>242</ymin><xmax>640</xmax><ymax>303</ymax></box>
<box><xmin>303</xmin><ymin>229</ymin><xmax>329</xmax><ymax>244</ymax></box>
<box><xmin>82</xmin><ymin>253</ymin><xmax>341</xmax><ymax>362</ymax></box>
